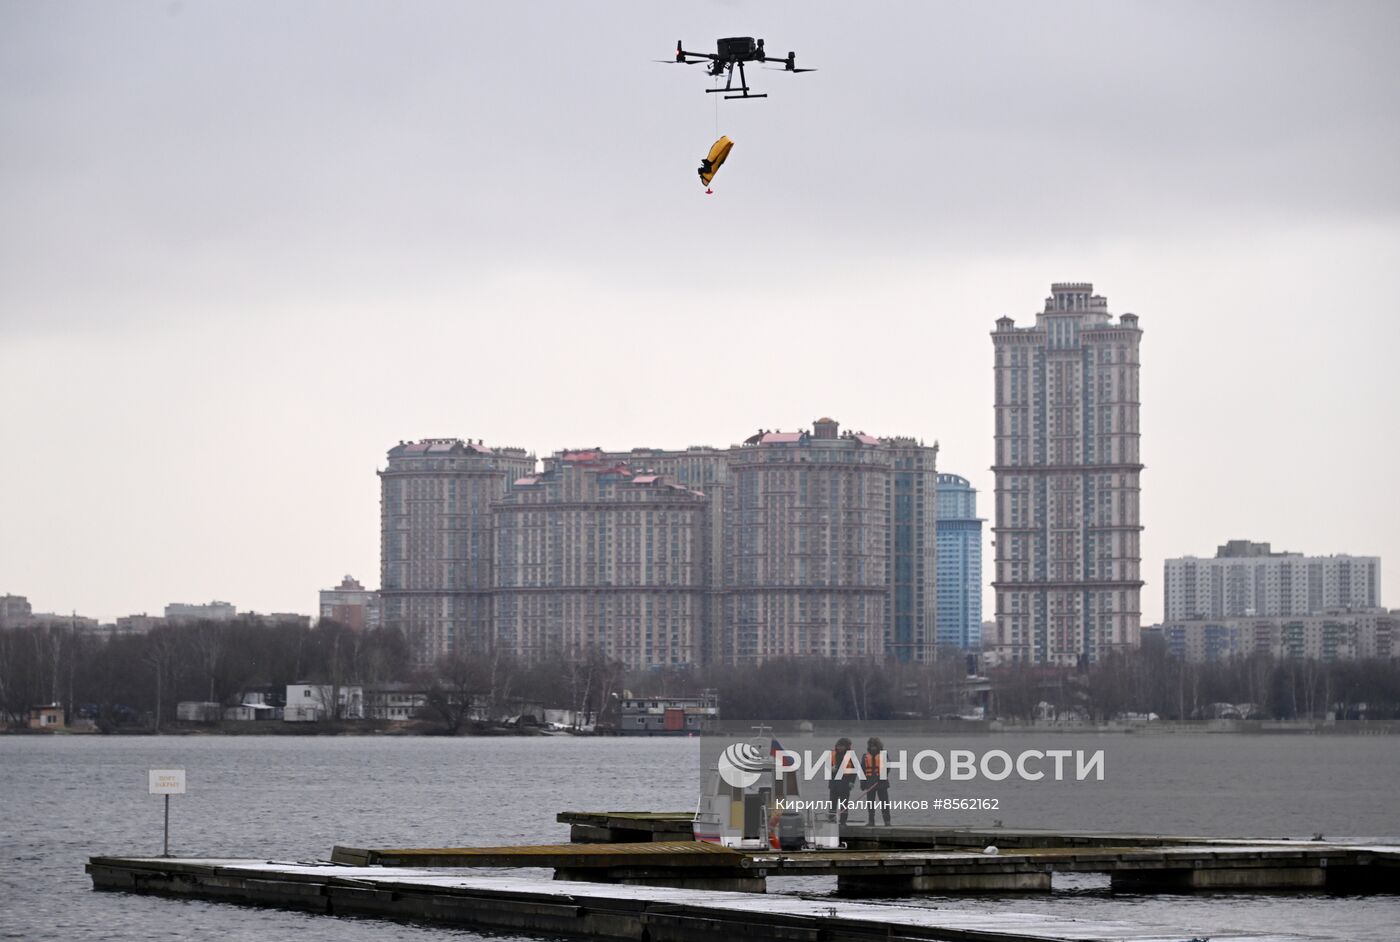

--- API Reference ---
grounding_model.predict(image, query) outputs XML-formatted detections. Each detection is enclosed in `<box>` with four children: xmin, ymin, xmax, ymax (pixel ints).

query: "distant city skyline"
<box><xmin>381</xmin><ymin>420</ymin><xmax>940</xmax><ymax>669</ymax></box>
<box><xmin>3</xmin><ymin>3</ymin><xmax>1397</xmax><ymax>626</ymax></box>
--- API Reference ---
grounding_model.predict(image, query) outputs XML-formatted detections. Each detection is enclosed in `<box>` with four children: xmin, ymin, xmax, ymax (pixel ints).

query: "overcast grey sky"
<box><xmin>2</xmin><ymin>1</ymin><xmax>1397</xmax><ymax>623</ymax></box>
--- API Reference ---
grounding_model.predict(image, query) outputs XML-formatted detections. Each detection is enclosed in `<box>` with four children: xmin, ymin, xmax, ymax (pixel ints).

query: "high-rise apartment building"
<box><xmin>991</xmin><ymin>283</ymin><xmax>1144</xmax><ymax>665</ymax></box>
<box><xmin>381</xmin><ymin>419</ymin><xmax>938</xmax><ymax>669</ymax></box>
<box><xmin>724</xmin><ymin>418</ymin><xmax>938</xmax><ymax>663</ymax></box>
<box><xmin>598</xmin><ymin>445</ymin><xmax>731</xmax><ymax>663</ymax></box>
<box><xmin>935</xmin><ymin>473</ymin><xmax>983</xmax><ymax>649</ymax></box>
<box><xmin>886</xmin><ymin>437</ymin><xmax>939</xmax><ymax>662</ymax></box>
<box><xmin>379</xmin><ymin>438</ymin><xmax>534</xmax><ymax>671</ymax></box>
<box><xmin>493</xmin><ymin>452</ymin><xmax>707</xmax><ymax>670</ymax></box>
<box><xmin>1164</xmin><ymin>541</ymin><xmax>1380</xmax><ymax>619</ymax></box>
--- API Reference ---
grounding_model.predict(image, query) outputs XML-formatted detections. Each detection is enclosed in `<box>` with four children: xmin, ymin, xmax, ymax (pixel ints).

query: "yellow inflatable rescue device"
<box><xmin>698</xmin><ymin>136</ymin><xmax>733</xmax><ymax>192</ymax></box>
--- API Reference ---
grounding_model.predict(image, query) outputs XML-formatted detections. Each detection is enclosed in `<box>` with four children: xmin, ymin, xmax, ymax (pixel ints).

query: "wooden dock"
<box><xmin>87</xmin><ymin>856</ymin><xmax>1308</xmax><ymax>942</ymax></box>
<box><xmin>329</xmin><ymin>837</ymin><xmax>1399</xmax><ymax>894</ymax></box>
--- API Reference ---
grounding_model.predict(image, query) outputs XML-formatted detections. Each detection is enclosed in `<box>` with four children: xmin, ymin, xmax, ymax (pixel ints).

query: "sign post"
<box><xmin>148</xmin><ymin>769</ymin><xmax>186</xmax><ymax>857</ymax></box>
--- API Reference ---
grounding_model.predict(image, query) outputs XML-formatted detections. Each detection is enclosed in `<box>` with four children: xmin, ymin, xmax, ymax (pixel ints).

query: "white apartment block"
<box><xmin>1165</xmin><ymin>542</ymin><xmax>1380</xmax><ymax>620</ymax></box>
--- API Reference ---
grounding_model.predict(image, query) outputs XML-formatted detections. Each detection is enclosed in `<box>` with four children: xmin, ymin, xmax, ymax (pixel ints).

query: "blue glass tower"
<box><xmin>935</xmin><ymin>473</ymin><xmax>983</xmax><ymax>649</ymax></box>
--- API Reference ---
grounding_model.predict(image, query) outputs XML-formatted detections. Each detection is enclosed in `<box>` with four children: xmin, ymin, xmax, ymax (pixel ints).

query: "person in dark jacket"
<box><xmin>861</xmin><ymin>736</ymin><xmax>891</xmax><ymax>826</ymax></box>
<box><xmin>827</xmin><ymin>736</ymin><xmax>858</xmax><ymax>826</ymax></box>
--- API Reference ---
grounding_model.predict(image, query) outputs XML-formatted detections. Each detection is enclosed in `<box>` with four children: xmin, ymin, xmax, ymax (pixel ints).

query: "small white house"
<box><xmin>284</xmin><ymin>683</ymin><xmax>364</xmax><ymax>721</ymax></box>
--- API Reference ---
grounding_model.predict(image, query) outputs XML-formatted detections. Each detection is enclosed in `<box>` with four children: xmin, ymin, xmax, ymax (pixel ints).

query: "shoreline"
<box><xmin>6</xmin><ymin>719</ymin><xmax>1398</xmax><ymax>737</ymax></box>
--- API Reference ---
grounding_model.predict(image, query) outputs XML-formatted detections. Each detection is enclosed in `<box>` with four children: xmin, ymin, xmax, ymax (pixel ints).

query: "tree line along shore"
<box><xmin>5</xmin><ymin>617</ymin><xmax>1400</xmax><ymax>733</ymax></box>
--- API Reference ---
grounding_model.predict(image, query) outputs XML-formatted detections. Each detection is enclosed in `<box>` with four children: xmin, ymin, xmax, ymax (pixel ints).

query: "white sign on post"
<box><xmin>149</xmin><ymin>769</ymin><xmax>186</xmax><ymax>795</ymax></box>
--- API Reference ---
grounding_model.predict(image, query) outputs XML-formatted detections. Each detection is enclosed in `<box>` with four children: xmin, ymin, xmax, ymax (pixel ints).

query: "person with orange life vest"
<box><xmin>859</xmin><ymin>736</ymin><xmax>891</xmax><ymax>826</ymax></box>
<box><xmin>827</xmin><ymin>737</ymin><xmax>859</xmax><ymax>826</ymax></box>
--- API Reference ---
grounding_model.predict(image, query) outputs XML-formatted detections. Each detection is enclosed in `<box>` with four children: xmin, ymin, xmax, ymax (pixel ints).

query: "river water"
<box><xmin>1</xmin><ymin>734</ymin><xmax>1397</xmax><ymax>941</ymax></box>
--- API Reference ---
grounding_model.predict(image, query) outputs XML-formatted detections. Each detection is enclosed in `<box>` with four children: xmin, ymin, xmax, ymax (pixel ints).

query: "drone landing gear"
<box><xmin>705</xmin><ymin>61</ymin><xmax>767</xmax><ymax>101</ymax></box>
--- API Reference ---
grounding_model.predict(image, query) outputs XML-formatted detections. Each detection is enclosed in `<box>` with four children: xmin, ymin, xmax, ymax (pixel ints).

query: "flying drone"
<box><xmin>656</xmin><ymin>37</ymin><xmax>815</xmax><ymax>100</ymax></box>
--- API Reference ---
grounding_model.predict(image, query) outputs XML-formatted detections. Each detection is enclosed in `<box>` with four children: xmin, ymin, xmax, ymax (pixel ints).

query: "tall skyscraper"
<box><xmin>935</xmin><ymin>473</ymin><xmax>983</xmax><ymax>650</ymax></box>
<box><xmin>886</xmin><ymin>437</ymin><xmax>939</xmax><ymax>662</ymax></box>
<box><xmin>379</xmin><ymin>438</ymin><xmax>535</xmax><ymax>671</ymax></box>
<box><xmin>991</xmin><ymin>283</ymin><xmax>1143</xmax><ymax>665</ymax></box>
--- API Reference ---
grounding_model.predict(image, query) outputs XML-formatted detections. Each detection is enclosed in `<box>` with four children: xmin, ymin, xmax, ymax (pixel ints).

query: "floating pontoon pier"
<box><xmin>329</xmin><ymin>837</ymin><xmax>1398</xmax><ymax>894</ymax></box>
<box><xmin>556</xmin><ymin>811</ymin><xmax>1290</xmax><ymax>850</ymax></box>
<box><xmin>87</xmin><ymin>856</ymin><xmax>1308</xmax><ymax>942</ymax></box>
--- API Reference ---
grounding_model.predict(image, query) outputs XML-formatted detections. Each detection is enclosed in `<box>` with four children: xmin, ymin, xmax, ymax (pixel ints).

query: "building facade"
<box><xmin>493</xmin><ymin>453</ymin><xmax>708</xmax><ymax>670</ymax></box>
<box><xmin>164</xmin><ymin>600</ymin><xmax>236</xmax><ymax>622</ymax></box>
<box><xmin>935</xmin><ymin>473</ymin><xmax>983</xmax><ymax>649</ymax></box>
<box><xmin>319</xmin><ymin>574</ymin><xmax>381</xmax><ymax>631</ymax></box>
<box><xmin>381</xmin><ymin>419</ymin><xmax>938</xmax><ymax>669</ymax></box>
<box><xmin>723</xmin><ymin>419</ymin><xmax>938</xmax><ymax>663</ymax></box>
<box><xmin>991</xmin><ymin>282</ymin><xmax>1144</xmax><ymax>666</ymax></box>
<box><xmin>0</xmin><ymin>594</ymin><xmax>32</xmax><ymax>628</ymax></box>
<box><xmin>597</xmin><ymin>445</ymin><xmax>731</xmax><ymax>662</ymax></box>
<box><xmin>379</xmin><ymin>438</ymin><xmax>535</xmax><ymax>671</ymax></box>
<box><xmin>1164</xmin><ymin>541</ymin><xmax>1381</xmax><ymax>620</ymax></box>
<box><xmin>1149</xmin><ymin>609</ymin><xmax>1397</xmax><ymax>662</ymax></box>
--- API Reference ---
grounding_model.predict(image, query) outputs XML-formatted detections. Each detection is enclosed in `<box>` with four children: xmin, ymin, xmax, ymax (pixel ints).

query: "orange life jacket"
<box><xmin>863</xmin><ymin>751</ymin><xmax>884</xmax><ymax>779</ymax></box>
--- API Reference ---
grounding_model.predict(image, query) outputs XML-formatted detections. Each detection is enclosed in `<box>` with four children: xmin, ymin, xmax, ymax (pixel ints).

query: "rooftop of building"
<box><xmin>992</xmin><ymin>282</ymin><xmax>1140</xmax><ymax>332</ymax></box>
<box><xmin>1216</xmin><ymin>540</ymin><xmax>1291</xmax><ymax>558</ymax></box>
<box><xmin>387</xmin><ymin>438</ymin><xmax>533</xmax><ymax>459</ymax></box>
<box><xmin>740</xmin><ymin>418</ymin><xmax>928</xmax><ymax>449</ymax></box>
<box><xmin>508</xmin><ymin>459</ymin><xmax>706</xmax><ymax>499</ymax></box>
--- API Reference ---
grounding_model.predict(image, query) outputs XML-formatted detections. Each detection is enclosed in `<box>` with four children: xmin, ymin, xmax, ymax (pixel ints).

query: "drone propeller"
<box><xmin>653</xmin><ymin>59</ymin><xmax>705</xmax><ymax>65</ymax></box>
<box><xmin>762</xmin><ymin>66</ymin><xmax>818</xmax><ymax>73</ymax></box>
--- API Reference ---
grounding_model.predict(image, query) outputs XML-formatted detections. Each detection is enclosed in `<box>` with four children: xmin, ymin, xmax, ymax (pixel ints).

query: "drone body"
<box><xmin>657</xmin><ymin>37</ymin><xmax>815</xmax><ymax>100</ymax></box>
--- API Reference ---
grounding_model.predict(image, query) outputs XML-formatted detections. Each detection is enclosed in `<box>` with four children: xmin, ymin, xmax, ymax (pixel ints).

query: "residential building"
<box><xmin>379</xmin><ymin>419</ymin><xmax>937</xmax><ymax>667</ymax></box>
<box><xmin>27</xmin><ymin>612</ymin><xmax>100</xmax><ymax>632</ymax></box>
<box><xmin>493</xmin><ymin>454</ymin><xmax>707</xmax><ymax>670</ymax></box>
<box><xmin>991</xmin><ymin>282</ymin><xmax>1144</xmax><ymax>666</ymax></box>
<box><xmin>886</xmin><ymin>436</ymin><xmax>940</xmax><ymax>662</ymax></box>
<box><xmin>379</xmin><ymin>438</ymin><xmax>535</xmax><ymax>670</ymax></box>
<box><xmin>935</xmin><ymin>473</ymin><xmax>984</xmax><ymax>650</ymax></box>
<box><xmin>724</xmin><ymin>419</ymin><xmax>938</xmax><ymax>662</ymax></box>
<box><xmin>0</xmin><ymin>594</ymin><xmax>32</xmax><ymax>628</ymax></box>
<box><xmin>1164</xmin><ymin>542</ymin><xmax>1381</xmax><ymax>620</ymax></box>
<box><xmin>245</xmin><ymin>612</ymin><xmax>312</xmax><ymax>629</ymax></box>
<box><xmin>113</xmin><ymin>614</ymin><xmax>163</xmax><ymax>635</ymax></box>
<box><xmin>1150</xmin><ymin>609</ymin><xmax>1397</xmax><ymax>662</ymax></box>
<box><xmin>164</xmin><ymin>601</ymin><xmax>236</xmax><ymax>622</ymax></box>
<box><xmin>319</xmin><ymin>575</ymin><xmax>381</xmax><ymax>631</ymax></box>
<box><xmin>597</xmin><ymin>445</ymin><xmax>731</xmax><ymax>663</ymax></box>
